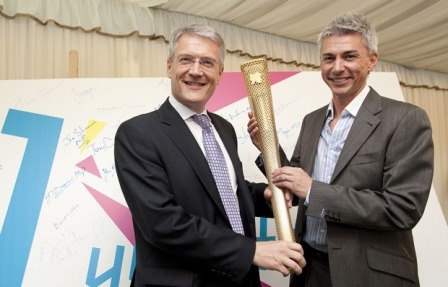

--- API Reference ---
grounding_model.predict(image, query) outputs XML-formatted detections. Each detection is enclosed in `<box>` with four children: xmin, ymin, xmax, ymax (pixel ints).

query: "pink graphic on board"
<box><xmin>76</xmin><ymin>155</ymin><xmax>102</xmax><ymax>178</ymax></box>
<box><xmin>261</xmin><ymin>282</ymin><xmax>272</xmax><ymax>287</ymax></box>
<box><xmin>83</xmin><ymin>183</ymin><xmax>135</xmax><ymax>245</ymax></box>
<box><xmin>207</xmin><ymin>71</ymin><xmax>298</xmax><ymax>112</ymax></box>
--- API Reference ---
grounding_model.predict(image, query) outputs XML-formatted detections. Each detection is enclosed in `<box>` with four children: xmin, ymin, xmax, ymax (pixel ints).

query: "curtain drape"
<box><xmin>1</xmin><ymin>0</ymin><xmax>446</xmax><ymax>222</ymax></box>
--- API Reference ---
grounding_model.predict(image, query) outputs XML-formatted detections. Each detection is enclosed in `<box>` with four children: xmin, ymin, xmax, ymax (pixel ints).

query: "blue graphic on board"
<box><xmin>0</xmin><ymin>109</ymin><xmax>63</xmax><ymax>287</ymax></box>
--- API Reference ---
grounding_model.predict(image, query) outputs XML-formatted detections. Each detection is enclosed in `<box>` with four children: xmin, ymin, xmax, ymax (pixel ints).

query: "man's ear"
<box><xmin>216</xmin><ymin>67</ymin><xmax>224</xmax><ymax>84</ymax></box>
<box><xmin>369</xmin><ymin>53</ymin><xmax>378</xmax><ymax>71</ymax></box>
<box><xmin>167</xmin><ymin>60</ymin><xmax>172</xmax><ymax>78</ymax></box>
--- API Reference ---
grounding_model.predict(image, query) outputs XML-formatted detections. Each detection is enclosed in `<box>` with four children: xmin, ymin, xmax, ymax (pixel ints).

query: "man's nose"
<box><xmin>333</xmin><ymin>58</ymin><xmax>345</xmax><ymax>72</ymax></box>
<box><xmin>189</xmin><ymin>60</ymin><xmax>203</xmax><ymax>75</ymax></box>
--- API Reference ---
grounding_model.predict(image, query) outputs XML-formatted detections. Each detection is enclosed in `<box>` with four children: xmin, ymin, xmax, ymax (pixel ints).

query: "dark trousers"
<box><xmin>290</xmin><ymin>242</ymin><xmax>332</xmax><ymax>287</ymax></box>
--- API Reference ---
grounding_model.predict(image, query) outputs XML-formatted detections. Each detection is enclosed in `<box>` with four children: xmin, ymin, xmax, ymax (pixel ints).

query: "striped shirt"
<box><xmin>302</xmin><ymin>86</ymin><xmax>370</xmax><ymax>252</ymax></box>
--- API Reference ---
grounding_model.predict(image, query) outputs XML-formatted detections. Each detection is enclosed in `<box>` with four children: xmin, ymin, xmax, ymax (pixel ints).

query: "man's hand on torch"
<box><xmin>253</xmin><ymin>240</ymin><xmax>306</xmax><ymax>276</ymax></box>
<box><xmin>271</xmin><ymin>167</ymin><xmax>312</xmax><ymax>200</ymax></box>
<box><xmin>264</xmin><ymin>187</ymin><xmax>294</xmax><ymax>208</ymax></box>
<box><xmin>247</xmin><ymin>111</ymin><xmax>261</xmax><ymax>151</ymax></box>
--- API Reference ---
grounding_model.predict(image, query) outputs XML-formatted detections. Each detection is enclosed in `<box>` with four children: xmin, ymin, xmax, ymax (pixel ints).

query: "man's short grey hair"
<box><xmin>168</xmin><ymin>24</ymin><xmax>225</xmax><ymax>68</ymax></box>
<box><xmin>317</xmin><ymin>12</ymin><xmax>378</xmax><ymax>56</ymax></box>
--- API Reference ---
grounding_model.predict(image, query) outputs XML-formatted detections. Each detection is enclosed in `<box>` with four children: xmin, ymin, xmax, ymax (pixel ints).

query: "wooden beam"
<box><xmin>69</xmin><ymin>50</ymin><xmax>78</xmax><ymax>78</ymax></box>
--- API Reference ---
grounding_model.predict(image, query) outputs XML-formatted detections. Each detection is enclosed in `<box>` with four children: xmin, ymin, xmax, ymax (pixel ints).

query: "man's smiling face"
<box><xmin>167</xmin><ymin>34</ymin><xmax>223</xmax><ymax>113</ymax></box>
<box><xmin>320</xmin><ymin>33</ymin><xmax>377</xmax><ymax>102</ymax></box>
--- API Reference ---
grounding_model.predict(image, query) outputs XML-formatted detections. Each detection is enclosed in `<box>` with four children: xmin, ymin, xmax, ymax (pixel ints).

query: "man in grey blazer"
<box><xmin>115</xmin><ymin>24</ymin><xmax>306</xmax><ymax>287</ymax></box>
<box><xmin>248</xmin><ymin>12</ymin><xmax>433</xmax><ymax>287</ymax></box>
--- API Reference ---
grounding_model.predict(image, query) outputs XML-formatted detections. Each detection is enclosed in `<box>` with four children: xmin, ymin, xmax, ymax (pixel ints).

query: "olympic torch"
<box><xmin>240</xmin><ymin>58</ymin><xmax>295</xmax><ymax>242</ymax></box>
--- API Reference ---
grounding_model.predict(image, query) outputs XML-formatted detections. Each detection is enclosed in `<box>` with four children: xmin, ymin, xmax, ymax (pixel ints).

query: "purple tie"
<box><xmin>192</xmin><ymin>114</ymin><xmax>245</xmax><ymax>235</ymax></box>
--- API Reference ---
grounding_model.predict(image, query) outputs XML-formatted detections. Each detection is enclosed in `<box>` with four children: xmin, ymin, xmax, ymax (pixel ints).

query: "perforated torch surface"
<box><xmin>240</xmin><ymin>58</ymin><xmax>295</xmax><ymax>242</ymax></box>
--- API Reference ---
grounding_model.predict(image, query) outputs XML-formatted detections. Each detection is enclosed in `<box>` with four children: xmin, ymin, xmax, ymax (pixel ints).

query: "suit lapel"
<box><xmin>210</xmin><ymin>113</ymin><xmax>256</xmax><ymax>234</ymax></box>
<box><xmin>301</xmin><ymin>107</ymin><xmax>328</xmax><ymax>174</ymax></box>
<box><xmin>209</xmin><ymin>113</ymin><xmax>240</xmax><ymax>177</ymax></box>
<box><xmin>209</xmin><ymin>113</ymin><xmax>252</xmax><ymax>219</ymax></box>
<box><xmin>157</xmin><ymin>99</ymin><xmax>228</xmax><ymax>218</ymax></box>
<box><xmin>331</xmin><ymin>88</ymin><xmax>382</xmax><ymax>181</ymax></box>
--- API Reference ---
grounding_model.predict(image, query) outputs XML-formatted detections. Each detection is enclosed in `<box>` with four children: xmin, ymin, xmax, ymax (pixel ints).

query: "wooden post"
<box><xmin>69</xmin><ymin>50</ymin><xmax>78</xmax><ymax>78</ymax></box>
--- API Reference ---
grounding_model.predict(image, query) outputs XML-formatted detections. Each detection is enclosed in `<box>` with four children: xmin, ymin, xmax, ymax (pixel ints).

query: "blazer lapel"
<box><xmin>331</xmin><ymin>88</ymin><xmax>382</xmax><ymax>181</ymax></box>
<box><xmin>210</xmin><ymin>113</ymin><xmax>255</xmax><ymax>233</ymax></box>
<box><xmin>209</xmin><ymin>113</ymin><xmax>240</xmax><ymax>177</ymax></box>
<box><xmin>208</xmin><ymin>113</ymin><xmax>251</xmax><ymax>209</ymax></box>
<box><xmin>158</xmin><ymin>99</ymin><xmax>228</xmax><ymax>218</ymax></box>
<box><xmin>301</xmin><ymin>107</ymin><xmax>328</xmax><ymax>174</ymax></box>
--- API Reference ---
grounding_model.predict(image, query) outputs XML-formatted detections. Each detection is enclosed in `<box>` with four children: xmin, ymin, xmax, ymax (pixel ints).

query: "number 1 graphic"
<box><xmin>0</xmin><ymin>109</ymin><xmax>63</xmax><ymax>287</ymax></box>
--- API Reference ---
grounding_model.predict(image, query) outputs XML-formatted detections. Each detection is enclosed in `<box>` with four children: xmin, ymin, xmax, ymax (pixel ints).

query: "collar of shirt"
<box><xmin>169</xmin><ymin>96</ymin><xmax>208</xmax><ymax>120</ymax></box>
<box><xmin>327</xmin><ymin>85</ymin><xmax>371</xmax><ymax>118</ymax></box>
<box><xmin>168</xmin><ymin>96</ymin><xmax>239</xmax><ymax>195</ymax></box>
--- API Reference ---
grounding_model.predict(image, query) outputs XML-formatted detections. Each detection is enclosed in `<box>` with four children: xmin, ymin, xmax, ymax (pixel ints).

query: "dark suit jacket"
<box><xmin>115</xmin><ymin>98</ymin><xmax>272</xmax><ymax>287</ymax></box>
<box><xmin>288</xmin><ymin>88</ymin><xmax>433</xmax><ymax>287</ymax></box>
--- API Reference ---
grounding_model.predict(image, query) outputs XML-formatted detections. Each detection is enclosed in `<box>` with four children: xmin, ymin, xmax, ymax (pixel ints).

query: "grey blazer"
<box><xmin>289</xmin><ymin>88</ymin><xmax>434</xmax><ymax>287</ymax></box>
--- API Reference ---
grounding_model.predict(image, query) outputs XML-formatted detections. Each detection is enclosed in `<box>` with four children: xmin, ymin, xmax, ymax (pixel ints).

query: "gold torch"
<box><xmin>240</xmin><ymin>58</ymin><xmax>295</xmax><ymax>242</ymax></box>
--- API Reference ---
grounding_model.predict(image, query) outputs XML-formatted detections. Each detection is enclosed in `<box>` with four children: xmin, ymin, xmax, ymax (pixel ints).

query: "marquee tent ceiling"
<box><xmin>134</xmin><ymin>0</ymin><xmax>448</xmax><ymax>75</ymax></box>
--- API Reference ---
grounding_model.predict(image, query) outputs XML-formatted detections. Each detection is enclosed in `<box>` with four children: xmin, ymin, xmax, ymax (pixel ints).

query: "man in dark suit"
<box><xmin>115</xmin><ymin>24</ymin><xmax>306</xmax><ymax>287</ymax></box>
<box><xmin>248</xmin><ymin>12</ymin><xmax>434</xmax><ymax>287</ymax></box>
